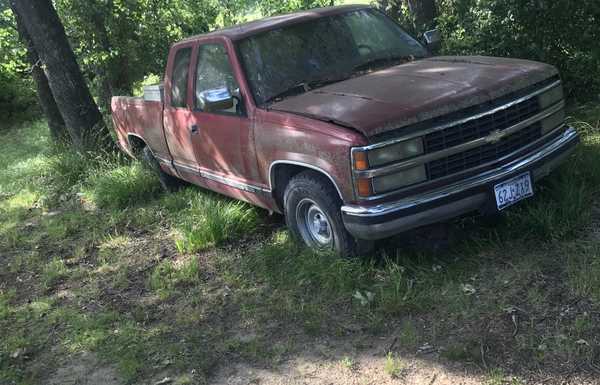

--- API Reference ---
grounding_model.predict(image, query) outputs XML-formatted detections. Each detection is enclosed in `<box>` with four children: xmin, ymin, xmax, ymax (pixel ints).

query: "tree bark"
<box><xmin>12</xmin><ymin>7</ymin><xmax>67</xmax><ymax>143</ymax></box>
<box><xmin>90</xmin><ymin>2</ymin><xmax>116</xmax><ymax>112</ymax></box>
<box><xmin>10</xmin><ymin>0</ymin><xmax>112</xmax><ymax>151</ymax></box>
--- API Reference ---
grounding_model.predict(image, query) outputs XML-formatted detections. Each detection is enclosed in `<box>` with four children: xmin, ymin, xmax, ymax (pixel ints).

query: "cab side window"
<box><xmin>195</xmin><ymin>44</ymin><xmax>240</xmax><ymax>114</ymax></box>
<box><xmin>171</xmin><ymin>47</ymin><xmax>192</xmax><ymax>108</ymax></box>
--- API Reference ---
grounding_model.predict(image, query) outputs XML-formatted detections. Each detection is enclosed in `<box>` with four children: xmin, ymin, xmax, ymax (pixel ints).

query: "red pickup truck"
<box><xmin>111</xmin><ymin>5</ymin><xmax>578</xmax><ymax>256</ymax></box>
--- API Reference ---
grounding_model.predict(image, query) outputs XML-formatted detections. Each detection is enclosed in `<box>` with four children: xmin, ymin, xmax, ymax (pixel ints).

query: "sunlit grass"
<box><xmin>84</xmin><ymin>162</ymin><xmax>161</xmax><ymax>209</ymax></box>
<box><xmin>172</xmin><ymin>189</ymin><xmax>258</xmax><ymax>253</ymax></box>
<box><xmin>148</xmin><ymin>257</ymin><xmax>200</xmax><ymax>298</ymax></box>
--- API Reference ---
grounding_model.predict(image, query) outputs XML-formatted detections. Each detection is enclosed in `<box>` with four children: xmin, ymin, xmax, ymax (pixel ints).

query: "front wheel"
<box><xmin>283</xmin><ymin>171</ymin><xmax>370</xmax><ymax>257</ymax></box>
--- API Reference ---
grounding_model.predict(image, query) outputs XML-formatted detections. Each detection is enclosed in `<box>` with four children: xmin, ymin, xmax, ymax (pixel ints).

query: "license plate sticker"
<box><xmin>494</xmin><ymin>172</ymin><xmax>533</xmax><ymax>210</ymax></box>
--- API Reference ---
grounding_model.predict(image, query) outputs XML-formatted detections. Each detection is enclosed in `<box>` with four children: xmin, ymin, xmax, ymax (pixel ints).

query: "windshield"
<box><xmin>237</xmin><ymin>9</ymin><xmax>428</xmax><ymax>106</ymax></box>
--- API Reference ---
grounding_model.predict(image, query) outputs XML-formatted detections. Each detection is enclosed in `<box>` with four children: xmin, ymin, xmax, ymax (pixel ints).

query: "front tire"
<box><xmin>283</xmin><ymin>171</ymin><xmax>363</xmax><ymax>257</ymax></box>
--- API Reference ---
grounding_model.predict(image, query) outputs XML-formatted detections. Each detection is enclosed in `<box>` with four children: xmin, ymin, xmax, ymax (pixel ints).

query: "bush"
<box><xmin>435</xmin><ymin>0</ymin><xmax>600</xmax><ymax>101</ymax></box>
<box><xmin>0</xmin><ymin>72</ymin><xmax>39</xmax><ymax>126</ymax></box>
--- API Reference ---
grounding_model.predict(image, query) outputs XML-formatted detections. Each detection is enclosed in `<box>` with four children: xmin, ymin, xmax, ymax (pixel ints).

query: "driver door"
<box><xmin>187</xmin><ymin>41</ymin><xmax>258</xmax><ymax>196</ymax></box>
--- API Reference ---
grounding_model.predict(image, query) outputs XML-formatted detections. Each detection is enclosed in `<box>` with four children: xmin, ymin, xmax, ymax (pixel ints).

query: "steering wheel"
<box><xmin>357</xmin><ymin>44</ymin><xmax>375</xmax><ymax>56</ymax></box>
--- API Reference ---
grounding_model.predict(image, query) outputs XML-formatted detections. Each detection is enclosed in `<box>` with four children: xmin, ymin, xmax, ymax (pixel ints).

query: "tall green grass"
<box><xmin>84</xmin><ymin>162</ymin><xmax>162</xmax><ymax>209</ymax></box>
<box><xmin>172</xmin><ymin>189</ymin><xmax>259</xmax><ymax>253</ymax></box>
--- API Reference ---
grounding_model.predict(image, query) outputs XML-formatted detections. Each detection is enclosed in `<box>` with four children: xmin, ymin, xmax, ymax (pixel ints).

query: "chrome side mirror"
<box><xmin>198</xmin><ymin>86</ymin><xmax>234</xmax><ymax>112</ymax></box>
<box><xmin>423</xmin><ymin>29</ymin><xmax>441</xmax><ymax>52</ymax></box>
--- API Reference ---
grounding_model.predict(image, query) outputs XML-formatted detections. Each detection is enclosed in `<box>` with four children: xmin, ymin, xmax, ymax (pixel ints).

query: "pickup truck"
<box><xmin>111</xmin><ymin>5</ymin><xmax>579</xmax><ymax>256</ymax></box>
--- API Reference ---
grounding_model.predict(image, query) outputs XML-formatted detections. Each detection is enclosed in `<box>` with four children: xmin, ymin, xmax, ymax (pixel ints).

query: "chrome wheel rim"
<box><xmin>296</xmin><ymin>198</ymin><xmax>333</xmax><ymax>248</ymax></box>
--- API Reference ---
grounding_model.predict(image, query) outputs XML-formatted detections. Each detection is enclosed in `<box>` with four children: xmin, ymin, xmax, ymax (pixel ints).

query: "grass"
<box><xmin>384</xmin><ymin>352</ymin><xmax>405</xmax><ymax>378</ymax></box>
<box><xmin>148</xmin><ymin>257</ymin><xmax>200</xmax><ymax>298</ymax></box>
<box><xmin>84</xmin><ymin>162</ymin><xmax>162</xmax><ymax>209</ymax></box>
<box><xmin>172</xmin><ymin>190</ymin><xmax>259</xmax><ymax>253</ymax></box>
<box><xmin>1</xmin><ymin>103</ymin><xmax>600</xmax><ymax>383</ymax></box>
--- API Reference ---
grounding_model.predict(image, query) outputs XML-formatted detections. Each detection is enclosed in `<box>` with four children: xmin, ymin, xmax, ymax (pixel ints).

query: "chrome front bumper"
<box><xmin>342</xmin><ymin>127</ymin><xmax>579</xmax><ymax>240</ymax></box>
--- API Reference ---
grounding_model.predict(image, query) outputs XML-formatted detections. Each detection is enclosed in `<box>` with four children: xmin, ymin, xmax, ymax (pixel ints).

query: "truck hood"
<box><xmin>269</xmin><ymin>56</ymin><xmax>558</xmax><ymax>138</ymax></box>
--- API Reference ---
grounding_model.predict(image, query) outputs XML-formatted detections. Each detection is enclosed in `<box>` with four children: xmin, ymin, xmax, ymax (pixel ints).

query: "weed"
<box><xmin>398</xmin><ymin>319</ymin><xmax>419</xmax><ymax>348</ymax></box>
<box><xmin>174</xmin><ymin>191</ymin><xmax>258</xmax><ymax>252</ymax></box>
<box><xmin>340</xmin><ymin>356</ymin><xmax>357</xmax><ymax>371</ymax></box>
<box><xmin>42</xmin><ymin>258</ymin><xmax>69</xmax><ymax>289</ymax></box>
<box><xmin>567</xmin><ymin>244</ymin><xmax>600</xmax><ymax>303</ymax></box>
<box><xmin>148</xmin><ymin>257</ymin><xmax>200</xmax><ymax>297</ymax></box>
<box><xmin>383</xmin><ymin>352</ymin><xmax>405</xmax><ymax>378</ymax></box>
<box><xmin>485</xmin><ymin>368</ymin><xmax>506</xmax><ymax>385</ymax></box>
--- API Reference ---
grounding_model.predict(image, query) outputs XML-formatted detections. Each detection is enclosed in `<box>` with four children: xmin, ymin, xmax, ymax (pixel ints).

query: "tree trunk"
<box><xmin>12</xmin><ymin>7</ymin><xmax>67</xmax><ymax>143</ymax></box>
<box><xmin>90</xmin><ymin>3</ymin><xmax>116</xmax><ymax>112</ymax></box>
<box><xmin>10</xmin><ymin>0</ymin><xmax>112</xmax><ymax>152</ymax></box>
<box><xmin>406</xmin><ymin>0</ymin><xmax>437</xmax><ymax>32</ymax></box>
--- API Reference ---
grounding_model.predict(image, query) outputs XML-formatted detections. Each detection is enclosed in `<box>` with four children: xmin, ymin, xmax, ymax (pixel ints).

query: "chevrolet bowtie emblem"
<box><xmin>486</xmin><ymin>130</ymin><xmax>505</xmax><ymax>144</ymax></box>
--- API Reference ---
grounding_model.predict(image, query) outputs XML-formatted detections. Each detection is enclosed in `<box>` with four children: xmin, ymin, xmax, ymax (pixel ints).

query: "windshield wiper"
<box><xmin>264</xmin><ymin>75</ymin><xmax>351</xmax><ymax>105</ymax></box>
<box><xmin>306</xmin><ymin>75</ymin><xmax>351</xmax><ymax>89</ymax></box>
<box><xmin>352</xmin><ymin>55</ymin><xmax>415</xmax><ymax>73</ymax></box>
<box><xmin>263</xmin><ymin>83</ymin><xmax>310</xmax><ymax>105</ymax></box>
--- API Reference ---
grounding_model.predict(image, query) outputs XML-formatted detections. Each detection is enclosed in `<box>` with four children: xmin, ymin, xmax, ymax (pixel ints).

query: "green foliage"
<box><xmin>84</xmin><ymin>162</ymin><xmax>162</xmax><ymax>209</ymax></box>
<box><xmin>0</xmin><ymin>8</ymin><xmax>39</xmax><ymax>125</ymax></box>
<box><xmin>0</xmin><ymin>73</ymin><xmax>38</xmax><ymax>125</ymax></box>
<box><xmin>172</xmin><ymin>189</ymin><xmax>258</xmax><ymax>252</ymax></box>
<box><xmin>55</xmin><ymin>0</ymin><xmax>221</xmax><ymax>109</ymax></box>
<box><xmin>384</xmin><ymin>352</ymin><xmax>405</xmax><ymax>378</ymax></box>
<box><xmin>435</xmin><ymin>0</ymin><xmax>600</xmax><ymax>101</ymax></box>
<box><xmin>257</xmin><ymin>0</ymin><xmax>338</xmax><ymax>16</ymax></box>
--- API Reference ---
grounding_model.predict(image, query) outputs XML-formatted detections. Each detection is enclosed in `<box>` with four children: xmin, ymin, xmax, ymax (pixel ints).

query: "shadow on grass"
<box><xmin>3</xmin><ymin>106</ymin><xmax>600</xmax><ymax>384</ymax></box>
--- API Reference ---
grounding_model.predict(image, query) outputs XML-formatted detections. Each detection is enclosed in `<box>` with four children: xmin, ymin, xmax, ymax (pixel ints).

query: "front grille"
<box><xmin>424</xmin><ymin>97</ymin><xmax>541</xmax><ymax>153</ymax></box>
<box><xmin>427</xmin><ymin>123</ymin><xmax>542</xmax><ymax>180</ymax></box>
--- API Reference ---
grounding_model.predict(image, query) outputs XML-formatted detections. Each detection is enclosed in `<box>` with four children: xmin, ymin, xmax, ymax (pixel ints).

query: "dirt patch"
<box><xmin>211</xmin><ymin>339</ymin><xmax>486</xmax><ymax>385</ymax></box>
<box><xmin>46</xmin><ymin>352</ymin><xmax>121</xmax><ymax>385</ymax></box>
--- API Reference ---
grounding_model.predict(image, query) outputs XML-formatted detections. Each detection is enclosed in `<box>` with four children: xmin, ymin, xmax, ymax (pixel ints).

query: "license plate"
<box><xmin>494</xmin><ymin>172</ymin><xmax>533</xmax><ymax>210</ymax></box>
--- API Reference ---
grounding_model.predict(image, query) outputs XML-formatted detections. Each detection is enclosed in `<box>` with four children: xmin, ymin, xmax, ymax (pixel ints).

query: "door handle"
<box><xmin>190</xmin><ymin>124</ymin><xmax>199</xmax><ymax>135</ymax></box>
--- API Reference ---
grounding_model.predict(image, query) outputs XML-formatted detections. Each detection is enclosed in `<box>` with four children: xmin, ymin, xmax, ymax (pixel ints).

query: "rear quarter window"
<box><xmin>171</xmin><ymin>47</ymin><xmax>192</xmax><ymax>108</ymax></box>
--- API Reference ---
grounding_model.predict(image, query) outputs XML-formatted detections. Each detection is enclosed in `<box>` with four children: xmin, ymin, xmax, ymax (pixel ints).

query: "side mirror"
<box><xmin>198</xmin><ymin>86</ymin><xmax>234</xmax><ymax>113</ymax></box>
<box><xmin>423</xmin><ymin>29</ymin><xmax>441</xmax><ymax>52</ymax></box>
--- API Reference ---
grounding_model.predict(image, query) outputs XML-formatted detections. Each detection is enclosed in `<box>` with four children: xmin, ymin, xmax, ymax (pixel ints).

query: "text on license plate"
<box><xmin>494</xmin><ymin>172</ymin><xmax>533</xmax><ymax>210</ymax></box>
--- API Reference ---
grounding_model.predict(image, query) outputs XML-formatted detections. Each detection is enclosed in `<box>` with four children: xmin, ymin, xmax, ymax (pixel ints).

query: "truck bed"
<box><xmin>111</xmin><ymin>96</ymin><xmax>171</xmax><ymax>160</ymax></box>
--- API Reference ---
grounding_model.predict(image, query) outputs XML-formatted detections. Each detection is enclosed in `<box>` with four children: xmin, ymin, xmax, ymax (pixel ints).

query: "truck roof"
<box><xmin>181</xmin><ymin>4</ymin><xmax>371</xmax><ymax>42</ymax></box>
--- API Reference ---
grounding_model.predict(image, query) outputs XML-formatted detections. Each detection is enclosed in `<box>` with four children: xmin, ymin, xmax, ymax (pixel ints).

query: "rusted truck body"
<box><xmin>111</xmin><ymin>5</ymin><xmax>578</xmax><ymax>255</ymax></box>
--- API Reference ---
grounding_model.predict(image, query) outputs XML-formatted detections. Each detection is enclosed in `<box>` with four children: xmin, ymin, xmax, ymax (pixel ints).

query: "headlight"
<box><xmin>368</xmin><ymin>137</ymin><xmax>424</xmax><ymax>167</ymax></box>
<box><xmin>541</xmin><ymin>109</ymin><xmax>565</xmax><ymax>134</ymax></box>
<box><xmin>539</xmin><ymin>85</ymin><xmax>564</xmax><ymax>109</ymax></box>
<box><xmin>372</xmin><ymin>165</ymin><xmax>427</xmax><ymax>193</ymax></box>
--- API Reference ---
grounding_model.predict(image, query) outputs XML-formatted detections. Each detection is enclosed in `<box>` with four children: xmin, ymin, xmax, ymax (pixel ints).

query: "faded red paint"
<box><xmin>110</xmin><ymin>5</ymin><xmax>561</xmax><ymax>215</ymax></box>
<box><xmin>270</xmin><ymin>56</ymin><xmax>557</xmax><ymax>137</ymax></box>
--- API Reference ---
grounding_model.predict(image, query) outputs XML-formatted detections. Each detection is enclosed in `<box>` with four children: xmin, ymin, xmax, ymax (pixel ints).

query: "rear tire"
<box><xmin>142</xmin><ymin>147</ymin><xmax>184</xmax><ymax>192</ymax></box>
<box><xmin>283</xmin><ymin>171</ymin><xmax>369</xmax><ymax>257</ymax></box>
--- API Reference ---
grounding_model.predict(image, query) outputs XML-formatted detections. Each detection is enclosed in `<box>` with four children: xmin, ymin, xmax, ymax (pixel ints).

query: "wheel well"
<box><xmin>270</xmin><ymin>163</ymin><xmax>342</xmax><ymax>211</ymax></box>
<box><xmin>127</xmin><ymin>135</ymin><xmax>146</xmax><ymax>158</ymax></box>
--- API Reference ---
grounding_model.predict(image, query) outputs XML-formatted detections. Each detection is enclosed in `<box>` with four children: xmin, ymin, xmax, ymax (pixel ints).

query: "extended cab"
<box><xmin>111</xmin><ymin>5</ymin><xmax>579</xmax><ymax>255</ymax></box>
